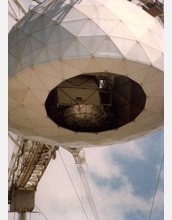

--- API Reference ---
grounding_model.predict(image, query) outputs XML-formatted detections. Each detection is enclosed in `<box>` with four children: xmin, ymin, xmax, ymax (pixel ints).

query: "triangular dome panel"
<box><xmin>31</xmin><ymin>89</ymin><xmax>49</xmax><ymax>103</ymax></box>
<box><xmin>31</xmin><ymin>15</ymin><xmax>56</xmax><ymax>33</ymax></box>
<box><xmin>110</xmin><ymin>6</ymin><xmax>147</xmax><ymax>28</ymax></box>
<box><xmin>110</xmin><ymin>21</ymin><xmax>136</xmax><ymax>40</ymax></box>
<box><xmin>23</xmin><ymin>90</ymin><xmax>43</xmax><ymax>105</ymax></box>
<box><xmin>152</xmin><ymin>53</ymin><xmax>164</xmax><ymax>71</ymax></box>
<box><xmin>151</xmin><ymin>23</ymin><xmax>164</xmax><ymax>39</ymax></box>
<box><xmin>78</xmin><ymin>20</ymin><xmax>106</xmax><ymax>37</ymax></box>
<box><xmin>140</xmin><ymin>43</ymin><xmax>162</xmax><ymax>64</ymax></box>
<box><xmin>124</xmin><ymin>60</ymin><xmax>149</xmax><ymax>75</ymax></box>
<box><xmin>9</xmin><ymin>107</ymin><xmax>28</xmax><ymax>120</ymax></box>
<box><xmin>24</xmin><ymin>105</ymin><xmax>47</xmax><ymax>118</ymax></box>
<box><xmin>111</xmin><ymin>37</ymin><xmax>136</xmax><ymax>56</ymax></box>
<box><xmin>142</xmin><ymin>80</ymin><xmax>163</xmax><ymax>96</ymax></box>
<box><xmin>15</xmin><ymin>60</ymin><xmax>31</xmax><ymax>75</ymax></box>
<box><xmin>63</xmin><ymin>58</ymin><xmax>91</xmax><ymax>72</ymax></box>
<box><xmin>9</xmin><ymin>29</ymin><xmax>28</xmax><ymax>49</ymax></box>
<box><xmin>22</xmin><ymin>37</ymin><xmax>43</xmax><ymax>57</ymax></box>
<box><xmin>142</xmin><ymin>67</ymin><xmax>163</xmax><ymax>83</ymax></box>
<box><xmin>95</xmin><ymin>37</ymin><xmax>123</xmax><ymax>58</ymax></box>
<box><xmin>47</xmin><ymin>39</ymin><xmax>75</xmax><ymax>58</ymax></box>
<box><xmin>108</xmin><ymin>59</ymin><xmax>127</xmax><ymax>76</ymax></box>
<box><xmin>48</xmin><ymin>25</ymin><xmax>75</xmax><ymax>44</ymax></box>
<box><xmin>139</xmin><ymin>31</ymin><xmax>161</xmax><ymax>51</ymax></box>
<box><xmin>31</xmin><ymin>72</ymin><xmax>48</xmax><ymax>90</ymax></box>
<box><xmin>63</xmin><ymin>39</ymin><xmax>91</xmax><ymax>58</ymax></box>
<box><xmin>84</xmin><ymin>58</ymin><xmax>106</xmax><ymax>73</ymax></box>
<box><xmin>11</xmin><ymin>118</ymin><xmax>32</xmax><ymax>128</ymax></box>
<box><xmin>9</xmin><ymin>89</ymin><xmax>28</xmax><ymax>104</ymax></box>
<box><xmin>10</xmin><ymin>38</ymin><xmax>29</xmax><ymax>57</ymax></box>
<box><xmin>22</xmin><ymin>48</ymin><xmax>43</xmax><ymax>65</ymax></box>
<box><xmin>35</xmin><ymin>61</ymin><xmax>63</xmax><ymax>78</ymax></box>
<box><xmin>26</xmin><ymin>12</ymin><xmax>40</xmax><ymax>23</ymax></box>
<box><xmin>9</xmin><ymin>97</ymin><xmax>21</xmax><ymax>113</ymax></box>
<box><xmin>9</xmin><ymin>77</ymin><xmax>28</xmax><ymax>90</ymax></box>
<box><xmin>125</xmin><ymin>22</ymin><xmax>148</xmax><ymax>40</ymax></box>
<box><xmin>63</xmin><ymin>7</ymin><xmax>88</xmax><ymax>22</ymax></box>
<box><xmin>8</xmin><ymin>54</ymin><xmax>19</xmax><ymax>70</ymax></box>
<box><xmin>78</xmin><ymin>36</ymin><xmax>106</xmax><ymax>54</ymax></box>
<box><xmin>75</xmin><ymin>5</ymin><xmax>102</xmax><ymax>17</ymax></box>
<box><xmin>94</xmin><ymin>58</ymin><xmax>123</xmax><ymax>72</ymax></box>
<box><xmin>32</xmin><ymin>25</ymin><xmax>56</xmax><ymax>44</ymax></box>
<box><xmin>17</xmin><ymin>70</ymin><xmax>33</xmax><ymax>87</ymax></box>
<box><xmin>61</xmin><ymin>19</ymin><xmax>88</xmax><ymax>36</ymax></box>
<box><xmin>25</xmin><ymin>108</ymin><xmax>46</xmax><ymax>119</ymax></box>
<box><xmin>35</xmin><ymin>69</ymin><xmax>62</xmax><ymax>90</ymax></box>
<box><xmin>33</xmin><ymin>47</ymin><xmax>58</xmax><ymax>65</ymax></box>
<box><xmin>92</xmin><ymin>6</ymin><xmax>120</xmax><ymax>20</ymax></box>
<box><xmin>20</xmin><ymin>16</ymin><xmax>41</xmax><ymax>34</ymax></box>
<box><xmin>145</xmin><ymin>96</ymin><xmax>164</xmax><ymax>113</ymax></box>
<box><xmin>92</xmin><ymin>18</ymin><xmax>120</xmax><ymax>34</ymax></box>
<box><xmin>61</xmin><ymin>61</ymin><xmax>82</xmax><ymax>80</ymax></box>
<box><xmin>136</xmin><ymin>113</ymin><xmax>161</xmax><ymax>127</ymax></box>
<box><xmin>146</xmin><ymin>82</ymin><xmax>163</xmax><ymax>97</ymax></box>
<box><xmin>125</xmin><ymin>42</ymin><xmax>151</xmax><ymax>64</ymax></box>
<box><xmin>151</xmin><ymin>32</ymin><xmax>164</xmax><ymax>52</ymax></box>
<box><xmin>129</xmin><ymin>68</ymin><xmax>150</xmax><ymax>84</ymax></box>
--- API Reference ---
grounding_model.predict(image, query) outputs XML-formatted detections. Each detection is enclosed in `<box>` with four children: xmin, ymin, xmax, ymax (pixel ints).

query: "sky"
<box><xmin>7</xmin><ymin>129</ymin><xmax>164</xmax><ymax>220</ymax></box>
<box><xmin>3</xmin><ymin>0</ymin><xmax>172</xmax><ymax>220</ymax></box>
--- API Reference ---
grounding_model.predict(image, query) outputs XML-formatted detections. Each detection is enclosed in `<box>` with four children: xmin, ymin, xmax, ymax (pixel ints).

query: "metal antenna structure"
<box><xmin>62</xmin><ymin>147</ymin><xmax>100</xmax><ymax>220</ymax></box>
<box><xmin>8</xmin><ymin>133</ymin><xmax>56</xmax><ymax>220</ymax></box>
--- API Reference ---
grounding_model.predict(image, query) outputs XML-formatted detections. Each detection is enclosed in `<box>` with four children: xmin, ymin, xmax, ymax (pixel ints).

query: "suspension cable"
<box><xmin>148</xmin><ymin>154</ymin><xmax>164</xmax><ymax>220</ymax></box>
<box><xmin>58</xmin><ymin>150</ymin><xmax>90</xmax><ymax>220</ymax></box>
<box><xmin>35</xmin><ymin>204</ymin><xmax>49</xmax><ymax>220</ymax></box>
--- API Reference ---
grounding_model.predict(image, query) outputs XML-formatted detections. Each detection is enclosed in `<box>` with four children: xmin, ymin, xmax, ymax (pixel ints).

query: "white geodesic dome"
<box><xmin>8</xmin><ymin>0</ymin><xmax>164</xmax><ymax>147</ymax></box>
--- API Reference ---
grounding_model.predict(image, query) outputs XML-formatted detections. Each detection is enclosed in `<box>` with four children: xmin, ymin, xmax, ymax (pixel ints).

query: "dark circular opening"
<box><xmin>45</xmin><ymin>72</ymin><xmax>146</xmax><ymax>132</ymax></box>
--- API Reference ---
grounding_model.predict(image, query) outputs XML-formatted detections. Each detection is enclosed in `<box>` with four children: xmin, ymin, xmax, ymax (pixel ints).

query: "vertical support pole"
<box><xmin>19</xmin><ymin>212</ymin><xmax>26</xmax><ymax>220</ymax></box>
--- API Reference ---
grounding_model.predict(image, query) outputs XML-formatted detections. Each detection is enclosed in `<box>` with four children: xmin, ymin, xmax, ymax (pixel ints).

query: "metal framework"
<box><xmin>8</xmin><ymin>0</ymin><xmax>27</xmax><ymax>23</ymax></box>
<box><xmin>8</xmin><ymin>133</ymin><xmax>56</xmax><ymax>204</ymax></box>
<box><xmin>63</xmin><ymin>147</ymin><xmax>100</xmax><ymax>220</ymax></box>
<box><xmin>8</xmin><ymin>1</ymin><xmax>19</xmax><ymax>21</ymax></box>
<box><xmin>19</xmin><ymin>212</ymin><xmax>26</xmax><ymax>220</ymax></box>
<box><xmin>12</xmin><ymin>0</ymin><xmax>27</xmax><ymax>14</ymax></box>
<box><xmin>32</xmin><ymin>0</ymin><xmax>42</xmax><ymax>4</ymax></box>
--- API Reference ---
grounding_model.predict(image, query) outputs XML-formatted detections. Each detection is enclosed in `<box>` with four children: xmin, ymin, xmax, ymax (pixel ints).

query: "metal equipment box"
<box><xmin>10</xmin><ymin>189</ymin><xmax>35</xmax><ymax>212</ymax></box>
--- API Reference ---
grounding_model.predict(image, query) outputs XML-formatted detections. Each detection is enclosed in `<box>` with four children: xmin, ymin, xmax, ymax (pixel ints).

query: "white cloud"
<box><xmin>85</xmin><ymin>147</ymin><xmax>123</xmax><ymax>179</ymax></box>
<box><xmin>110</xmin><ymin>141</ymin><xmax>146</xmax><ymax>161</ymax></box>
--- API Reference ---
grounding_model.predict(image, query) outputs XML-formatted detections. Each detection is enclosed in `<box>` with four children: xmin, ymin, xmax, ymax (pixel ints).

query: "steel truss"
<box><xmin>8</xmin><ymin>133</ymin><xmax>56</xmax><ymax>204</ymax></box>
<box><xmin>63</xmin><ymin>146</ymin><xmax>100</xmax><ymax>220</ymax></box>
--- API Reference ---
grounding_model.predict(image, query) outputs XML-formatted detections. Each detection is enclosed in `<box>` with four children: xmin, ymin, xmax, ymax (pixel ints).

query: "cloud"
<box><xmin>85</xmin><ymin>147</ymin><xmax>123</xmax><ymax>179</ymax></box>
<box><xmin>110</xmin><ymin>141</ymin><xmax>146</xmax><ymax>161</ymax></box>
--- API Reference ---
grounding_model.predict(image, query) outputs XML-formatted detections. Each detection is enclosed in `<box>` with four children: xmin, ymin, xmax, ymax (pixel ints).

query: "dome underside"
<box><xmin>8</xmin><ymin>0</ymin><xmax>164</xmax><ymax>147</ymax></box>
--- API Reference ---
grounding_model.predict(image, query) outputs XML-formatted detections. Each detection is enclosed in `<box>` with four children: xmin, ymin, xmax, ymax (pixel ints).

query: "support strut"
<box><xmin>62</xmin><ymin>146</ymin><xmax>100</xmax><ymax>220</ymax></box>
